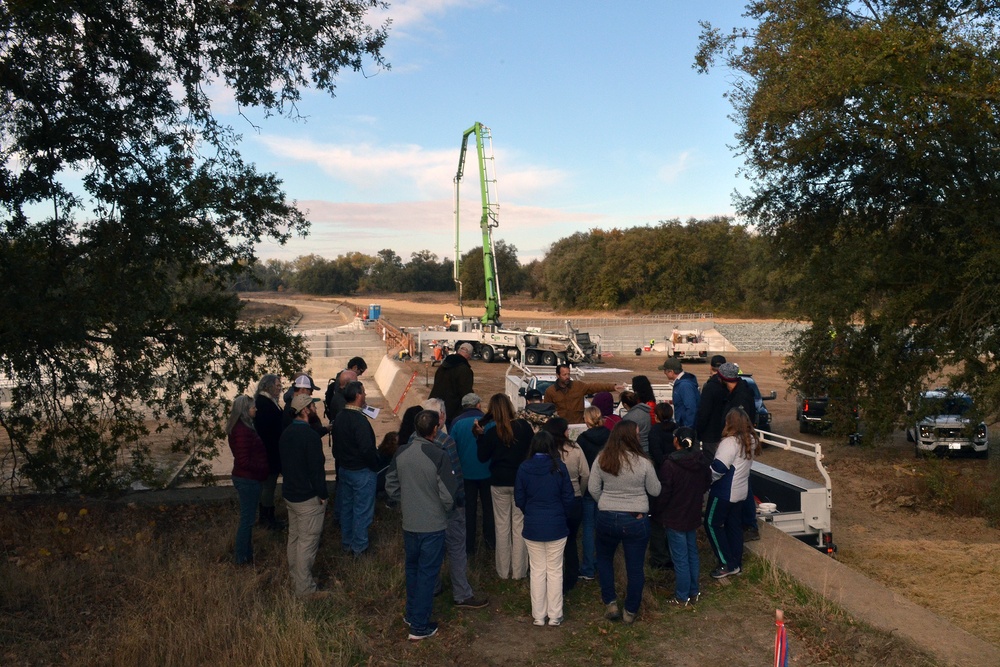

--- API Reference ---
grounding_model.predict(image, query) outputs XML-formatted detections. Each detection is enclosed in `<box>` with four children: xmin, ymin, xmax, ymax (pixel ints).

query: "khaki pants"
<box><xmin>491</xmin><ymin>485</ymin><xmax>527</xmax><ymax>579</ymax></box>
<box><xmin>525</xmin><ymin>537</ymin><xmax>567</xmax><ymax>624</ymax></box>
<box><xmin>286</xmin><ymin>497</ymin><xmax>326</xmax><ymax>596</ymax></box>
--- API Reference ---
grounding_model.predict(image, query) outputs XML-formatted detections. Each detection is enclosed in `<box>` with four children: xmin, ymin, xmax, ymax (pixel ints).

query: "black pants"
<box><xmin>464</xmin><ymin>478</ymin><xmax>495</xmax><ymax>554</ymax></box>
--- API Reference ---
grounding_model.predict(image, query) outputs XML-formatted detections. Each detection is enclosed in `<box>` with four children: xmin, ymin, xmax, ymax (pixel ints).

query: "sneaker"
<box><xmin>408</xmin><ymin>622</ymin><xmax>439</xmax><ymax>641</ymax></box>
<box><xmin>710</xmin><ymin>565</ymin><xmax>741</xmax><ymax>579</ymax></box>
<box><xmin>667</xmin><ymin>597</ymin><xmax>689</xmax><ymax>607</ymax></box>
<box><xmin>548</xmin><ymin>616</ymin><xmax>564</xmax><ymax>626</ymax></box>
<box><xmin>455</xmin><ymin>595</ymin><xmax>489</xmax><ymax>609</ymax></box>
<box><xmin>604</xmin><ymin>601</ymin><xmax>622</xmax><ymax>621</ymax></box>
<box><xmin>744</xmin><ymin>526</ymin><xmax>761</xmax><ymax>542</ymax></box>
<box><xmin>622</xmin><ymin>609</ymin><xmax>637</xmax><ymax>624</ymax></box>
<box><xmin>578</xmin><ymin>574</ymin><xmax>595</xmax><ymax>581</ymax></box>
<box><xmin>690</xmin><ymin>592</ymin><xmax>702</xmax><ymax>604</ymax></box>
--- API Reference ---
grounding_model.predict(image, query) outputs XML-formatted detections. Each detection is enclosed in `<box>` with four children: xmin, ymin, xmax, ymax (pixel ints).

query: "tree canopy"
<box><xmin>697</xmin><ymin>1</ymin><xmax>1000</xmax><ymax>440</ymax></box>
<box><xmin>0</xmin><ymin>1</ymin><xmax>388</xmax><ymax>492</ymax></box>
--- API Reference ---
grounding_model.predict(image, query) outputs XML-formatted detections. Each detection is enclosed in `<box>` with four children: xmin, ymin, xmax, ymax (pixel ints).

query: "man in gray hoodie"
<box><xmin>385</xmin><ymin>410</ymin><xmax>460</xmax><ymax>641</ymax></box>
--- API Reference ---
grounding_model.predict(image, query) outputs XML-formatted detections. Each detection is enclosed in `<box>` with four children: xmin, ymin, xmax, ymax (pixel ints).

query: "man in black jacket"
<box><xmin>332</xmin><ymin>381</ymin><xmax>381</xmax><ymax>556</ymax></box>
<box><xmin>279</xmin><ymin>394</ymin><xmax>328</xmax><ymax>597</ymax></box>
<box><xmin>429</xmin><ymin>342</ymin><xmax>475</xmax><ymax>426</ymax></box>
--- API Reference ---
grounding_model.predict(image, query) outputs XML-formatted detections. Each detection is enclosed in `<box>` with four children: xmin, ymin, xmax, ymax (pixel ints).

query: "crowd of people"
<box><xmin>223</xmin><ymin>349</ymin><xmax>764</xmax><ymax>641</ymax></box>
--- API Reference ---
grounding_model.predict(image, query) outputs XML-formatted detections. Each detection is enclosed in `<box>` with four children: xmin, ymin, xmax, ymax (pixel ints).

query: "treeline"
<box><xmin>239</xmin><ymin>217</ymin><xmax>793</xmax><ymax>315</ymax></box>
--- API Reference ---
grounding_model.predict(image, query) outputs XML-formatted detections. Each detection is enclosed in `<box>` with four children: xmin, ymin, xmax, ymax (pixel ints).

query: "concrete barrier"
<box><xmin>373</xmin><ymin>356</ymin><xmax>429</xmax><ymax>417</ymax></box>
<box><xmin>748</xmin><ymin>523</ymin><xmax>1000</xmax><ymax>667</ymax></box>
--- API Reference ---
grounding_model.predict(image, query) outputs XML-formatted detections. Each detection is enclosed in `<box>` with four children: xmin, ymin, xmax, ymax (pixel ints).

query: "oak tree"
<box><xmin>697</xmin><ymin>1</ymin><xmax>1000</xmax><ymax>440</ymax></box>
<box><xmin>0</xmin><ymin>1</ymin><xmax>388</xmax><ymax>491</ymax></box>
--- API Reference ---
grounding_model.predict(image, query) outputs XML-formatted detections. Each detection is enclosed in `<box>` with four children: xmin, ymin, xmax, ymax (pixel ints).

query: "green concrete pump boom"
<box><xmin>454</xmin><ymin>122</ymin><xmax>502</xmax><ymax>326</ymax></box>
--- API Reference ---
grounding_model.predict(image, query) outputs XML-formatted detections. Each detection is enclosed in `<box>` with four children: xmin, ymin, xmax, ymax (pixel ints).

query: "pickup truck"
<box><xmin>906</xmin><ymin>389</ymin><xmax>989</xmax><ymax>459</ymax></box>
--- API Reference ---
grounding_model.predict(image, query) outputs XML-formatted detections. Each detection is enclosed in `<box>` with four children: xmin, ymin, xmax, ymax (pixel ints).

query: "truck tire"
<box><xmin>525</xmin><ymin>350</ymin><xmax>540</xmax><ymax>365</ymax></box>
<box><xmin>480</xmin><ymin>345</ymin><xmax>495</xmax><ymax>363</ymax></box>
<box><xmin>798</xmin><ymin>420</ymin><xmax>809</xmax><ymax>434</ymax></box>
<box><xmin>541</xmin><ymin>351</ymin><xmax>557</xmax><ymax>366</ymax></box>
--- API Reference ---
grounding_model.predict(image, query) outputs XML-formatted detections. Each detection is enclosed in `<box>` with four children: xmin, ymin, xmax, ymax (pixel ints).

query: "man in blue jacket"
<box><xmin>661</xmin><ymin>358</ymin><xmax>700</xmax><ymax>429</ymax></box>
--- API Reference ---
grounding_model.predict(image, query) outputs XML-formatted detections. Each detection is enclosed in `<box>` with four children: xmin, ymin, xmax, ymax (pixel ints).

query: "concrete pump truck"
<box><xmin>414</xmin><ymin>122</ymin><xmax>599</xmax><ymax>365</ymax></box>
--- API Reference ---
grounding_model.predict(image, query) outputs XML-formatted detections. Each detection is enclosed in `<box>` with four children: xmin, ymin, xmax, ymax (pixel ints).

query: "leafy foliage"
<box><xmin>0</xmin><ymin>1</ymin><xmax>387</xmax><ymax>492</ymax></box>
<box><xmin>698</xmin><ymin>1</ymin><xmax>1000</xmax><ymax>441</ymax></box>
<box><xmin>457</xmin><ymin>239</ymin><xmax>526</xmax><ymax>301</ymax></box>
<box><xmin>539</xmin><ymin>218</ymin><xmax>777</xmax><ymax>313</ymax></box>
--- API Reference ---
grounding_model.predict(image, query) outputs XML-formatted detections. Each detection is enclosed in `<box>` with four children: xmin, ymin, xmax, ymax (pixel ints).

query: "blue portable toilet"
<box><xmin>368</xmin><ymin>303</ymin><xmax>381</xmax><ymax>321</ymax></box>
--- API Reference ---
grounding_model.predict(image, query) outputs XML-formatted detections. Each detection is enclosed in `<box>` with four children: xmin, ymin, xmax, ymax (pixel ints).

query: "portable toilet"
<box><xmin>368</xmin><ymin>303</ymin><xmax>381</xmax><ymax>321</ymax></box>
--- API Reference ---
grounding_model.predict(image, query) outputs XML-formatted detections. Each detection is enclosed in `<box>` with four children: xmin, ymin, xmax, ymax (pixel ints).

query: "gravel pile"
<box><xmin>714</xmin><ymin>322</ymin><xmax>809</xmax><ymax>353</ymax></box>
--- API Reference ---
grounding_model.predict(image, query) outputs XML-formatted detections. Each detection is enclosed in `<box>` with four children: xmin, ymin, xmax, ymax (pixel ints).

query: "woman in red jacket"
<box><xmin>228</xmin><ymin>394</ymin><xmax>270</xmax><ymax>565</ymax></box>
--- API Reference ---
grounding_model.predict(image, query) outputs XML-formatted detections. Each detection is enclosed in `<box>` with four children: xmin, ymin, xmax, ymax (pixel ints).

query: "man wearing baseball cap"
<box><xmin>279</xmin><ymin>393</ymin><xmax>328</xmax><ymax>598</ymax></box>
<box><xmin>660</xmin><ymin>357</ymin><xmax>699</xmax><ymax>429</ymax></box>
<box><xmin>281</xmin><ymin>373</ymin><xmax>329</xmax><ymax>436</ymax></box>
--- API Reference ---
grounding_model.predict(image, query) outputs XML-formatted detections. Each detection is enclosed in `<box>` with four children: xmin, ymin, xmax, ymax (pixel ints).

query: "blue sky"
<box><xmin>233</xmin><ymin>1</ymin><xmax>751</xmax><ymax>264</ymax></box>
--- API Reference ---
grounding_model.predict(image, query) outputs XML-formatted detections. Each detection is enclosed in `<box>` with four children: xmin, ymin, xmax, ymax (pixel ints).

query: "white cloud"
<box><xmin>257</xmin><ymin>136</ymin><xmax>570</xmax><ymax>202</ymax></box>
<box><xmin>657</xmin><ymin>150</ymin><xmax>693</xmax><ymax>183</ymax></box>
<box><xmin>371</xmin><ymin>0</ymin><xmax>487</xmax><ymax>32</ymax></box>
<box><xmin>257</xmin><ymin>198</ymin><xmax>607</xmax><ymax>262</ymax></box>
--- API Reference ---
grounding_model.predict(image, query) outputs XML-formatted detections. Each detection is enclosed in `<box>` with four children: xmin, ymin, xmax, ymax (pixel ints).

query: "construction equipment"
<box><xmin>412</xmin><ymin>123</ymin><xmax>599</xmax><ymax>365</ymax></box>
<box><xmin>667</xmin><ymin>328</ymin><xmax>712</xmax><ymax>361</ymax></box>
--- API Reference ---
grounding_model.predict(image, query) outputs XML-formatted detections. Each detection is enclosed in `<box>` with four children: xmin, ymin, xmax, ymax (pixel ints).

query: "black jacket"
<box><xmin>648</xmin><ymin>420</ymin><xmax>677</xmax><ymax>470</ymax></box>
<box><xmin>651</xmin><ymin>448</ymin><xmax>711</xmax><ymax>532</ymax></box>
<box><xmin>253</xmin><ymin>395</ymin><xmax>284</xmax><ymax>475</ymax></box>
<box><xmin>331</xmin><ymin>407</ymin><xmax>380</xmax><ymax>471</ymax></box>
<box><xmin>428</xmin><ymin>353</ymin><xmax>474</xmax><ymax>425</ymax></box>
<box><xmin>696</xmin><ymin>374</ymin><xmax>729</xmax><ymax>446</ymax></box>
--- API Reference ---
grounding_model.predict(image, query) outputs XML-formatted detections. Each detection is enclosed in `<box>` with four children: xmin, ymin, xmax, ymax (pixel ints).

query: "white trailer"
<box><xmin>752</xmin><ymin>430</ymin><xmax>836</xmax><ymax>554</ymax></box>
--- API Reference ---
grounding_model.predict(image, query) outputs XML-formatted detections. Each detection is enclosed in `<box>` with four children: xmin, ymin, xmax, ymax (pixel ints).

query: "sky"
<box><xmin>230</xmin><ymin>1</ymin><xmax>752</xmax><ymax>264</ymax></box>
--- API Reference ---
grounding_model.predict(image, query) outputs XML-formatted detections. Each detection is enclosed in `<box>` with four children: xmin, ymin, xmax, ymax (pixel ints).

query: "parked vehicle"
<box><xmin>906</xmin><ymin>389</ymin><xmax>988</xmax><ymax>459</ymax></box>
<box><xmin>742</xmin><ymin>374</ymin><xmax>777</xmax><ymax>432</ymax></box>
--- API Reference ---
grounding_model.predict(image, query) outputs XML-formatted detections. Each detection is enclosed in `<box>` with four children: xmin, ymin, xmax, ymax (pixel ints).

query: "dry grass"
<box><xmin>1</xmin><ymin>495</ymin><xmax>941</xmax><ymax>667</ymax></box>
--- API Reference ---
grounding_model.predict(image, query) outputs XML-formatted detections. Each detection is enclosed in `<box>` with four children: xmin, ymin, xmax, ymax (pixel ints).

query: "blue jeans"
<box><xmin>595</xmin><ymin>510</ymin><xmax>650</xmax><ymax>614</ymax></box>
<box><xmin>404</xmin><ymin>530</ymin><xmax>447</xmax><ymax>632</ymax></box>
<box><xmin>705</xmin><ymin>495</ymin><xmax>744</xmax><ymax>570</ymax></box>
<box><xmin>232</xmin><ymin>476</ymin><xmax>262</xmax><ymax>564</ymax></box>
<box><xmin>580</xmin><ymin>494</ymin><xmax>597</xmax><ymax>577</ymax></box>
<box><xmin>666</xmin><ymin>528</ymin><xmax>700</xmax><ymax>601</ymax></box>
<box><xmin>338</xmin><ymin>467</ymin><xmax>377</xmax><ymax>554</ymax></box>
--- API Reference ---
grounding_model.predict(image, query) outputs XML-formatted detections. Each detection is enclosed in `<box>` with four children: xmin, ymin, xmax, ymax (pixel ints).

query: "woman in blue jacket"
<box><xmin>515</xmin><ymin>430</ymin><xmax>575</xmax><ymax>627</ymax></box>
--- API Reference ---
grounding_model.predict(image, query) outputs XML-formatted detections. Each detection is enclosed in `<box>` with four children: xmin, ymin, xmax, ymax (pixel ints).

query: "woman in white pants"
<box><xmin>515</xmin><ymin>430</ymin><xmax>576</xmax><ymax>626</ymax></box>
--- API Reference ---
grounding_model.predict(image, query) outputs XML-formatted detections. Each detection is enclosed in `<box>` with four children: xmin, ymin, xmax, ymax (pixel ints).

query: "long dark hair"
<box><xmin>598</xmin><ymin>421</ymin><xmax>646</xmax><ymax>476</ymax></box>
<box><xmin>542</xmin><ymin>417</ymin><xmax>571</xmax><ymax>454</ymax></box>
<box><xmin>631</xmin><ymin>375</ymin><xmax>656</xmax><ymax>404</ymax></box>
<box><xmin>529</xmin><ymin>430</ymin><xmax>562</xmax><ymax>473</ymax></box>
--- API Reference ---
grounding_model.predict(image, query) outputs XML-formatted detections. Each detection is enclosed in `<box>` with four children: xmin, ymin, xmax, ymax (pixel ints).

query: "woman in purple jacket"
<box><xmin>651</xmin><ymin>426</ymin><xmax>711</xmax><ymax>605</ymax></box>
<box><xmin>227</xmin><ymin>395</ymin><xmax>270</xmax><ymax>564</ymax></box>
<box><xmin>515</xmin><ymin>431</ymin><xmax>575</xmax><ymax>627</ymax></box>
